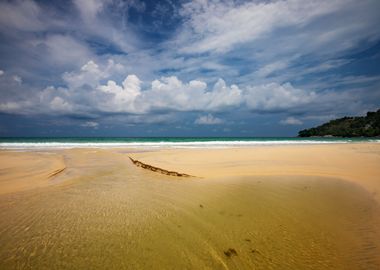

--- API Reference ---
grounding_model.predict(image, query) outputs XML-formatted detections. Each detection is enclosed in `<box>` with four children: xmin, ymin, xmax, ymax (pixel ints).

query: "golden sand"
<box><xmin>130</xmin><ymin>143</ymin><xmax>380</xmax><ymax>203</ymax></box>
<box><xmin>0</xmin><ymin>151</ymin><xmax>65</xmax><ymax>195</ymax></box>
<box><xmin>0</xmin><ymin>144</ymin><xmax>379</xmax><ymax>269</ymax></box>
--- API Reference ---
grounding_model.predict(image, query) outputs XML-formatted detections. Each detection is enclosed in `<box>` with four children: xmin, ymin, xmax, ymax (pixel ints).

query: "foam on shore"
<box><xmin>1</xmin><ymin>139</ymin><xmax>379</xmax><ymax>149</ymax></box>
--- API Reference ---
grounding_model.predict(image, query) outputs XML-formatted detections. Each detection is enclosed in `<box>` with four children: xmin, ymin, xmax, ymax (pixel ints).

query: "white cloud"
<box><xmin>0</xmin><ymin>0</ymin><xmax>378</xmax><ymax>131</ymax></box>
<box><xmin>72</xmin><ymin>0</ymin><xmax>140</xmax><ymax>53</ymax></box>
<box><xmin>255</xmin><ymin>61</ymin><xmax>289</xmax><ymax>78</ymax></box>
<box><xmin>244</xmin><ymin>82</ymin><xmax>316</xmax><ymax>111</ymax></box>
<box><xmin>49</xmin><ymin>96</ymin><xmax>73</xmax><ymax>112</ymax></box>
<box><xmin>42</xmin><ymin>35</ymin><xmax>94</xmax><ymax>68</ymax></box>
<box><xmin>74</xmin><ymin>0</ymin><xmax>110</xmax><ymax>22</ymax></box>
<box><xmin>98</xmin><ymin>74</ymin><xmax>142</xmax><ymax>113</ymax></box>
<box><xmin>206</xmin><ymin>79</ymin><xmax>242</xmax><ymax>111</ymax></box>
<box><xmin>33</xmin><ymin>61</ymin><xmax>232</xmax><ymax>115</ymax></box>
<box><xmin>63</xmin><ymin>59</ymin><xmax>125</xmax><ymax>88</ymax></box>
<box><xmin>0</xmin><ymin>70</ymin><xmax>4</xmax><ymax>76</ymax></box>
<box><xmin>63</xmin><ymin>60</ymin><xmax>103</xmax><ymax>88</ymax></box>
<box><xmin>12</xmin><ymin>75</ymin><xmax>22</xmax><ymax>84</ymax></box>
<box><xmin>302</xmin><ymin>60</ymin><xmax>351</xmax><ymax>75</ymax></box>
<box><xmin>179</xmin><ymin>0</ymin><xmax>350</xmax><ymax>53</ymax></box>
<box><xmin>1</xmin><ymin>0</ymin><xmax>378</xmax><ymax>108</ymax></box>
<box><xmin>144</xmin><ymin>76</ymin><xmax>201</xmax><ymax>111</ymax></box>
<box><xmin>280</xmin><ymin>117</ymin><xmax>303</xmax><ymax>125</ymax></box>
<box><xmin>0</xmin><ymin>0</ymin><xmax>44</xmax><ymax>31</ymax></box>
<box><xmin>195</xmin><ymin>114</ymin><xmax>223</xmax><ymax>125</ymax></box>
<box><xmin>0</xmin><ymin>0</ymin><xmax>140</xmax><ymax>78</ymax></box>
<box><xmin>81</xmin><ymin>121</ymin><xmax>99</xmax><ymax>128</ymax></box>
<box><xmin>137</xmin><ymin>76</ymin><xmax>242</xmax><ymax>112</ymax></box>
<box><xmin>0</xmin><ymin>59</ymin><xmax>376</xmax><ymax>124</ymax></box>
<box><xmin>0</xmin><ymin>100</ymin><xmax>34</xmax><ymax>114</ymax></box>
<box><xmin>0</xmin><ymin>101</ymin><xmax>22</xmax><ymax>112</ymax></box>
<box><xmin>172</xmin><ymin>0</ymin><xmax>380</xmax><ymax>88</ymax></box>
<box><xmin>37</xmin><ymin>86</ymin><xmax>76</xmax><ymax>114</ymax></box>
<box><xmin>0</xmin><ymin>60</ymin><xmax>318</xmax><ymax>116</ymax></box>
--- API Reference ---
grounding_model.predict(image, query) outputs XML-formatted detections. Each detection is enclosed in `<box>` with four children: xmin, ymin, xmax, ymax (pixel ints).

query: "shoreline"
<box><xmin>1</xmin><ymin>138</ymin><xmax>379</xmax><ymax>150</ymax></box>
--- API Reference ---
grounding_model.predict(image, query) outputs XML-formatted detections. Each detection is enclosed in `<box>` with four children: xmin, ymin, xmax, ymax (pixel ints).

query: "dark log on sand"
<box><xmin>129</xmin><ymin>157</ymin><xmax>194</xmax><ymax>178</ymax></box>
<box><xmin>48</xmin><ymin>167</ymin><xmax>66</xmax><ymax>178</ymax></box>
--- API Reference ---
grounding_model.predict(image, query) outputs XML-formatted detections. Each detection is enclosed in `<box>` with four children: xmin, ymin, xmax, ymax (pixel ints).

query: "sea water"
<box><xmin>0</xmin><ymin>137</ymin><xmax>379</xmax><ymax>149</ymax></box>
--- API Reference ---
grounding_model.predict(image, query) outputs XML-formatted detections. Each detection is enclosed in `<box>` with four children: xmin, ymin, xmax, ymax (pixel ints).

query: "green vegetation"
<box><xmin>298</xmin><ymin>109</ymin><xmax>380</xmax><ymax>137</ymax></box>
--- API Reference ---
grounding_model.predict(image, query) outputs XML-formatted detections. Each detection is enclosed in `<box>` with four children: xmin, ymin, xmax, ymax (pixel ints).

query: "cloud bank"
<box><xmin>0</xmin><ymin>0</ymin><xmax>380</xmax><ymax>135</ymax></box>
<box><xmin>0</xmin><ymin>60</ymin><xmax>322</xmax><ymax>116</ymax></box>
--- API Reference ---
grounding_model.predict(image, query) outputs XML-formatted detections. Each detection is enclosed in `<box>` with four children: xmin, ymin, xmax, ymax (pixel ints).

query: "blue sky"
<box><xmin>0</xmin><ymin>0</ymin><xmax>380</xmax><ymax>137</ymax></box>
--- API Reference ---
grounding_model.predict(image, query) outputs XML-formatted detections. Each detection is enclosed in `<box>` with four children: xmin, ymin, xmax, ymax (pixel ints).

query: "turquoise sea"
<box><xmin>0</xmin><ymin>137</ymin><xmax>379</xmax><ymax>149</ymax></box>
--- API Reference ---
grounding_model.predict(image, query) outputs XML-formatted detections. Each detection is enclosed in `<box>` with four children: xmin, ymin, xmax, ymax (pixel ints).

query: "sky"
<box><xmin>0</xmin><ymin>0</ymin><xmax>380</xmax><ymax>137</ymax></box>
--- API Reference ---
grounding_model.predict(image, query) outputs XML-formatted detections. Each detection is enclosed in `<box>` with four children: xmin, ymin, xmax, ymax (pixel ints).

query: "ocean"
<box><xmin>0</xmin><ymin>137</ymin><xmax>379</xmax><ymax>149</ymax></box>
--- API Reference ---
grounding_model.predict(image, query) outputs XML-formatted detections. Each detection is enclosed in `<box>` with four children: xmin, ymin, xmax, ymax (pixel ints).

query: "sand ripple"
<box><xmin>0</xmin><ymin>150</ymin><xmax>379</xmax><ymax>269</ymax></box>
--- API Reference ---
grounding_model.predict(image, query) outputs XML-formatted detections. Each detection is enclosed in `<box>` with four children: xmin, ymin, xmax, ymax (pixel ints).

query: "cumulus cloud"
<box><xmin>141</xmin><ymin>76</ymin><xmax>242</xmax><ymax>112</ymax></box>
<box><xmin>38</xmin><ymin>86</ymin><xmax>75</xmax><ymax>114</ymax></box>
<box><xmin>50</xmin><ymin>96</ymin><xmax>73</xmax><ymax>113</ymax></box>
<box><xmin>245</xmin><ymin>83</ymin><xmax>316</xmax><ymax>111</ymax></box>
<box><xmin>280</xmin><ymin>117</ymin><xmax>303</xmax><ymax>125</ymax></box>
<box><xmin>0</xmin><ymin>70</ymin><xmax>4</xmax><ymax>76</ymax></box>
<box><xmin>0</xmin><ymin>60</ymin><xmax>210</xmax><ymax>115</ymax></box>
<box><xmin>96</xmin><ymin>72</ymin><xmax>243</xmax><ymax>113</ymax></box>
<box><xmin>98</xmin><ymin>74</ymin><xmax>142</xmax><ymax>113</ymax></box>
<box><xmin>0</xmin><ymin>59</ymin><xmax>358</xmax><ymax>119</ymax></box>
<box><xmin>195</xmin><ymin>114</ymin><xmax>223</xmax><ymax>125</ymax></box>
<box><xmin>63</xmin><ymin>59</ymin><xmax>124</xmax><ymax>88</ymax></box>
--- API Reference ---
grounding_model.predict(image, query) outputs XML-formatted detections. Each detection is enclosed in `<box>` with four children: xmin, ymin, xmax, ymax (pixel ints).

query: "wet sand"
<box><xmin>0</xmin><ymin>144</ymin><xmax>380</xmax><ymax>269</ymax></box>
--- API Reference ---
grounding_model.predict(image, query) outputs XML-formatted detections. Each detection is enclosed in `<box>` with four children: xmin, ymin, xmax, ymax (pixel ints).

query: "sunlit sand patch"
<box><xmin>0</xmin><ymin>151</ymin><xmax>65</xmax><ymax>194</ymax></box>
<box><xmin>130</xmin><ymin>144</ymin><xmax>380</xmax><ymax>203</ymax></box>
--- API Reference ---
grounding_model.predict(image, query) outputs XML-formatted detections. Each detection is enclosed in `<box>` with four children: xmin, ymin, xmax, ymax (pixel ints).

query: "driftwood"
<box><xmin>129</xmin><ymin>157</ymin><xmax>194</xmax><ymax>177</ymax></box>
<box><xmin>48</xmin><ymin>167</ymin><xmax>65</xmax><ymax>178</ymax></box>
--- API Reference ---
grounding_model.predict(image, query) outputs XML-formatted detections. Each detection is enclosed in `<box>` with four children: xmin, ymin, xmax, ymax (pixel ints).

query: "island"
<box><xmin>298</xmin><ymin>109</ymin><xmax>380</xmax><ymax>137</ymax></box>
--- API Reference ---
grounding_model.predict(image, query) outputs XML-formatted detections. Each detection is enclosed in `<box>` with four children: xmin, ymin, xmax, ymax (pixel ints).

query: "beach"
<box><xmin>130</xmin><ymin>143</ymin><xmax>380</xmax><ymax>203</ymax></box>
<box><xmin>0</xmin><ymin>143</ymin><xmax>380</xmax><ymax>269</ymax></box>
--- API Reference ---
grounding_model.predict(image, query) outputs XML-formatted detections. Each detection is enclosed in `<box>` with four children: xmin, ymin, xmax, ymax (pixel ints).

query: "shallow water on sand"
<box><xmin>0</xmin><ymin>158</ymin><xmax>379</xmax><ymax>269</ymax></box>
